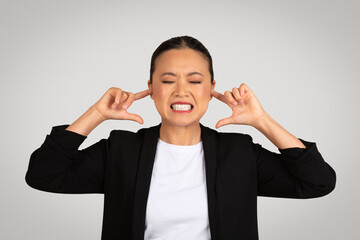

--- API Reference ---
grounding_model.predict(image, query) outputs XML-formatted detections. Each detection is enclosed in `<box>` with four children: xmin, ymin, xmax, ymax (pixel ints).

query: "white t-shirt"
<box><xmin>144</xmin><ymin>138</ymin><xmax>211</xmax><ymax>240</ymax></box>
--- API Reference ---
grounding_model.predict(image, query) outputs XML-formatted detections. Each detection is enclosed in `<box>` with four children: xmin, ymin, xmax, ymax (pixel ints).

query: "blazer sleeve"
<box><xmin>25</xmin><ymin>124</ymin><xmax>112</xmax><ymax>194</ymax></box>
<box><xmin>251</xmin><ymin>135</ymin><xmax>337</xmax><ymax>199</ymax></box>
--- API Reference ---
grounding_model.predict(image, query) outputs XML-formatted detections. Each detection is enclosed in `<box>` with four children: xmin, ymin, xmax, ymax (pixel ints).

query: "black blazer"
<box><xmin>25</xmin><ymin>123</ymin><xmax>336</xmax><ymax>240</ymax></box>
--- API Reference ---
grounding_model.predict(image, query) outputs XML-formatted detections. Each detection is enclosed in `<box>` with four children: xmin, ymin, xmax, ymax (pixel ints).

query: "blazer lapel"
<box><xmin>132</xmin><ymin>123</ymin><xmax>161</xmax><ymax>240</ymax></box>
<box><xmin>132</xmin><ymin>123</ymin><xmax>218</xmax><ymax>240</ymax></box>
<box><xmin>200</xmin><ymin>123</ymin><xmax>218</xmax><ymax>240</ymax></box>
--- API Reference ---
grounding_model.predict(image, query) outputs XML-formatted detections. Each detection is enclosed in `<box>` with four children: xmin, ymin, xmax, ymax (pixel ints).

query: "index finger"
<box><xmin>211</xmin><ymin>90</ymin><xmax>227</xmax><ymax>103</ymax></box>
<box><xmin>134</xmin><ymin>88</ymin><xmax>152</xmax><ymax>100</ymax></box>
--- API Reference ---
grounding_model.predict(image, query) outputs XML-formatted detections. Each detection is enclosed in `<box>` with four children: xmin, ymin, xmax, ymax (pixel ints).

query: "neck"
<box><xmin>159</xmin><ymin>121</ymin><xmax>201</xmax><ymax>145</ymax></box>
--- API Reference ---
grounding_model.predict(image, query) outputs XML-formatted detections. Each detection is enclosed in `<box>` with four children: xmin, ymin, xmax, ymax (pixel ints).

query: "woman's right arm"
<box><xmin>25</xmin><ymin>87</ymin><xmax>151</xmax><ymax>194</ymax></box>
<box><xmin>64</xmin><ymin>105</ymin><xmax>105</xmax><ymax>137</ymax></box>
<box><xmin>66</xmin><ymin>87</ymin><xmax>151</xmax><ymax>136</ymax></box>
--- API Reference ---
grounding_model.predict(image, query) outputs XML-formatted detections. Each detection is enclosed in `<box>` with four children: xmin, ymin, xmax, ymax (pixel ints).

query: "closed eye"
<box><xmin>189</xmin><ymin>81</ymin><xmax>201</xmax><ymax>84</ymax></box>
<box><xmin>162</xmin><ymin>81</ymin><xmax>174</xmax><ymax>84</ymax></box>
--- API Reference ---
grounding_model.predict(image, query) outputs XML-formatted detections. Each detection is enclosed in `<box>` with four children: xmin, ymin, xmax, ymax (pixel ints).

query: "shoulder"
<box><xmin>108</xmin><ymin>123</ymin><xmax>161</xmax><ymax>141</ymax></box>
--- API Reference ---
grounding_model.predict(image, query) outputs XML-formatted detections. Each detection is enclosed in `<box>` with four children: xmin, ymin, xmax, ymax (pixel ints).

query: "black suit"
<box><xmin>25</xmin><ymin>123</ymin><xmax>336</xmax><ymax>239</ymax></box>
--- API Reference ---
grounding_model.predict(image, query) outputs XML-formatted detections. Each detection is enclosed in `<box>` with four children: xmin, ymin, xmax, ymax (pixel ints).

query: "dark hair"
<box><xmin>149</xmin><ymin>35</ymin><xmax>214</xmax><ymax>84</ymax></box>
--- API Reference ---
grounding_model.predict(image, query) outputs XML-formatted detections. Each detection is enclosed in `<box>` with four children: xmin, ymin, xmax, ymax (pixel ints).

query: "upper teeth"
<box><xmin>171</xmin><ymin>104</ymin><xmax>192</xmax><ymax>111</ymax></box>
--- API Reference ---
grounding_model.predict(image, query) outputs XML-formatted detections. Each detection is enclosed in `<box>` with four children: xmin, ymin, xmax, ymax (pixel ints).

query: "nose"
<box><xmin>174</xmin><ymin>81</ymin><xmax>189</xmax><ymax>97</ymax></box>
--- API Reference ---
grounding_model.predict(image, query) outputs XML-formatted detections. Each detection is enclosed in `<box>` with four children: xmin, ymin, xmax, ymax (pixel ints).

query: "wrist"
<box><xmin>65</xmin><ymin>106</ymin><xmax>105</xmax><ymax>137</ymax></box>
<box><xmin>90</xmin><ymin>105</ymin><xmax>107</xmax><ymax>123</ymax></box>
<box><xmin>251</xmin><ymin>111</ymin><xmax>270</xmax><ymax>131</ymax></box>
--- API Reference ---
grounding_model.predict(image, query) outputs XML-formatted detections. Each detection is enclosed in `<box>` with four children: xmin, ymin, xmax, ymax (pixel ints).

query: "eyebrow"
<box><xmin>160</xmin><ymin>72</ymin><xmax>203</xmax><ymax>77</ymax></box>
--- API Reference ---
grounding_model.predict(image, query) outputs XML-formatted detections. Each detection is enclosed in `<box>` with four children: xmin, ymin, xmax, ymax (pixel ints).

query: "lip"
<box><xmin>170</xmin><ymin>101</ymin><xmax>194</xmax><ymax>113</ymax></box>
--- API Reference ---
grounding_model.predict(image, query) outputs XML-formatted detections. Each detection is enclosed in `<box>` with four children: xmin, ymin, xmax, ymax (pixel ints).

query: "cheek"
<box><xmin>151</xmin><ymin>85</ymin><xmax>162</xmax><ymax>98</ymax></box>
<box><xmin>152</xmin><ymin>86</ymin><xmax>169</xmax><ymax>104</ymax></box>
<box><xmin>198</xmin><ymin>87</ymin><xmax>212</xmax><ymax>101</ymax></box>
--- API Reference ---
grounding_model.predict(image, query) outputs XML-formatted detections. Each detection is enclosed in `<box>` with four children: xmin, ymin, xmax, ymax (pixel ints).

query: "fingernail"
<box><xmin>123</xmin><ymin>105</ymin><xmax>127</xmax><ymax>109</ymax></box>
<box><xmin>233</xmin><ymin>101</ymin><xmax>238</xmax><ymax>105</ymax></box>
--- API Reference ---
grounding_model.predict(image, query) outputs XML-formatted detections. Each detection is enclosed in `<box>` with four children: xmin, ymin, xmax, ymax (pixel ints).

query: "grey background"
<box><xmin>1</xmin><ymin>0</ymin><xmax>358</xmax><ymax>239</ymax></box>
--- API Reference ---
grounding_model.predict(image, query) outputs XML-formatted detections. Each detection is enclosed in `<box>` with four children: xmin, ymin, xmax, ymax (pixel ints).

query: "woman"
<box><xmin>25</xmin><ymin>36</ymin><xmax>336</xmax><ymax>240</ymax></box>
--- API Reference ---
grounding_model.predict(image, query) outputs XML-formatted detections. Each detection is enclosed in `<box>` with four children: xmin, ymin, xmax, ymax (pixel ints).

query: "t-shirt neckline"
<box><xmin>157</xmin><ymin>138</ymin><xmax>203</xmax><ymax>152</ymax></box>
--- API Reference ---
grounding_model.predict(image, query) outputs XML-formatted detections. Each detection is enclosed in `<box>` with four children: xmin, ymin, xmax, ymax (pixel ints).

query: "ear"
<box><xmin>210</xmin><ymin>80</ymin><xmax>216</xmax><ymax>100</ymax></box>
<box><xmin>147</xmin><ymin>80</ymin><xmax>153</xmax><ymax>99</ymax></box>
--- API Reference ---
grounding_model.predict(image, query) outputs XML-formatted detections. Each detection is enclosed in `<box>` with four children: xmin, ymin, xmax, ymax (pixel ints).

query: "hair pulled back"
<box><xmin>149</xmin><ymin>36</ymin><xmax>214</xmax><ymax>84</ymax></box>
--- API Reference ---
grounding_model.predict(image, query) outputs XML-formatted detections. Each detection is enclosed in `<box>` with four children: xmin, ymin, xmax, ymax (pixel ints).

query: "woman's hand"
<box><xmin>92</xmin><ymin>87</ymin><xmax>152</xmax><ymax>124</ymax></box>
<box><xmin>211</xmin><ymin>83</ymin><xmax>267</xmax><ymax>128</ymax></box>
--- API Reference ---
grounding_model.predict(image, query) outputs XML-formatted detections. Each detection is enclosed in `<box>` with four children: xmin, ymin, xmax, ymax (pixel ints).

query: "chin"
<box><xmin>161</xmin><ymin>118</ymin><xmax>201</xmax><ymax>128</ymax></box>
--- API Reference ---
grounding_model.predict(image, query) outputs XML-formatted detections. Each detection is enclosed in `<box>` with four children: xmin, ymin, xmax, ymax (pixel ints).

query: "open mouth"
<box><xmin>170</xmin><ymin>104</ymin><xmax>194</xmax><ymax>111</ymax></box>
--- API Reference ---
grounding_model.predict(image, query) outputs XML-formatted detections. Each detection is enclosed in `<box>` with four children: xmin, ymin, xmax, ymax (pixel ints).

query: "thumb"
<box><xmin>215</xmin><ymin>117</ymin><xmax>233</xmax><ymax>128</ymax></box>
<box><xmin>123</xmin><ymin>112</ymin><xmax>144</xmax><ymax>124</ymax></box>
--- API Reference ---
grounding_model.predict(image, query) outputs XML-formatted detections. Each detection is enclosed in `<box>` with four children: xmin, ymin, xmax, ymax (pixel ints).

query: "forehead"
<box><xmin>154</xmin><ymin>48</ymin><xmax>209</xmax><ymax>72</ymax></box>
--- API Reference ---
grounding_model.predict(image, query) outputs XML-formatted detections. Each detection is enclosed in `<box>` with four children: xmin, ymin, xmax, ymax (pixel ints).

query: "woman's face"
<box><xmin>148</xmin><ymin>48</ymin><xmax>216</xmax><ymax>128</ymax></box>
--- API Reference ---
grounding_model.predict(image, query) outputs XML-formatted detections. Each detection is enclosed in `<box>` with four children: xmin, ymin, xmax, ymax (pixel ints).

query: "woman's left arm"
<box><xmin>211</xmin><ymin>83</ymin><xmax>336</xmax><ymax>198</ymax></box>
<box><xmin>251</xmin><ymin>112</ymin><xmax>307</xmax><ymax>150</ymax></box>
<box><xmin>211</xmin><ymin>82</ymin><xmax>315</xmax><ymax>149</ymax></box>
